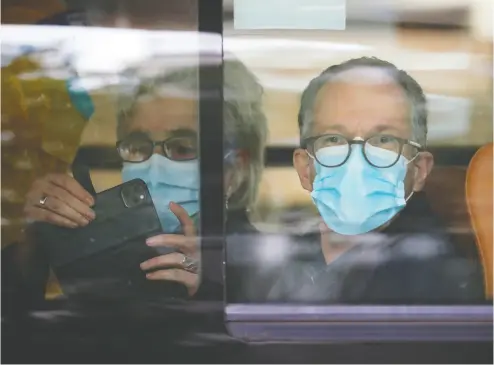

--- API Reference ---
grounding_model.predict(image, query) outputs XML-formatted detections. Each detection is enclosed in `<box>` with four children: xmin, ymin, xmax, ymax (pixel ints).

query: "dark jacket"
<box><xmin>267</xmin><ymin>192</ymin><xmax>486</xmax><ymax>304</ymax></box>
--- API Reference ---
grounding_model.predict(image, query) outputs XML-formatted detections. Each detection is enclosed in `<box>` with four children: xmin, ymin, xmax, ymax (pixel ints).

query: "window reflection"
<box><xmin>1</xmin><ymin>1</ymin><xmax>212</xmax><ymax>304</ymax></box>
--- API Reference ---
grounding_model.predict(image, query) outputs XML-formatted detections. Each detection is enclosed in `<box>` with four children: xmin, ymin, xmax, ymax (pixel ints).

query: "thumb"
<box><xmin>169</xmin><ymin>202</ymin><xmax>196</xmax><ymax>236</ymax></box>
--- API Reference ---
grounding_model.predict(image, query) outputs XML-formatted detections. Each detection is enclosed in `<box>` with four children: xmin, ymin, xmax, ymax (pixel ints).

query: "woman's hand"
<box><xmin>140</xmin><ymin>202</ymin><xmax>200</xmax><ymax>297</ymax></box>
<box><xmin>23</xmin><ymin>174</ymin><xmax>95</xmax><ymax>228</ymax></box>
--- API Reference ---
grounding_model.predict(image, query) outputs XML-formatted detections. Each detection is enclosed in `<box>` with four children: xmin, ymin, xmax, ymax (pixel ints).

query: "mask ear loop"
<box><xmin>404</xmin><ymin>151</ymin><xmax>421</xmax><ymax>202</ymax></box>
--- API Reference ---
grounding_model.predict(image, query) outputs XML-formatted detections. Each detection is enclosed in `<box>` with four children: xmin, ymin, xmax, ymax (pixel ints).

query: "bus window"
<box><xmin>223</xmin><ymin>0</ymin><xmax>493</xmax><ymax>341</ymax></box>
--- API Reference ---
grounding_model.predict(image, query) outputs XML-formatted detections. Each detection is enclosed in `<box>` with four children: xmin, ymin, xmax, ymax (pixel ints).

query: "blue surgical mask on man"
<box><xmin>121</xmin><ymin>154</ymin><xmax>199</xmax><ymax>233</ymax></box>
<box><xmin>311</xmin><ymin>144</ymin><xmax>413</xmax><ymax>235</ymax></box>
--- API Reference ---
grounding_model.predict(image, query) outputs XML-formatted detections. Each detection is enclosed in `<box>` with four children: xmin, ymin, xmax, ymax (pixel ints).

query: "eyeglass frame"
<box><xmin>116</xmin><ymin>135</ymin><xmax>198</xmax><ymax>163</ymax></box>
<box><xmin>301</xmin><ymin>133</ymin><xmax>424</xmax><ymax>168</ymax></box>
<box><xmin>116</xmin><ymin>135</ymin><xmax>237</xmax><ymax>163</ymax></box>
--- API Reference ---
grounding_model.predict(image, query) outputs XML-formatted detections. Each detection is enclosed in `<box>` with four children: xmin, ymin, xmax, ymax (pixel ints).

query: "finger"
<box><xmin>47</xmin><ymin>174</ymin><xmax>94</xmax><ymax>206</ymax></box>
<box><xmin>37</xmin><ymin>195</ymin><xmax>90</xmax><ymax>226</ymax></box>
<box><xmin>140</xmin><ymin>252</ymin><xmax>184</xmax><ymax>271</ymax></box>
<box><xmin>146</xmin><ymin>234</ymin><xmax>196</xmax><ymax>254</ymax></box>
<box><xmin>44</xmin><ymin>185</ymin><xmax>95</xmax><ymax>221</ymax></box>
<box><xmin>169</xmin><ymin>202</ymin><xmax>196</xmax><ymax>236</ymax></box>
<box><xmin>24</xmin><ymin>206</ymin><xmax>79</xmax><ymax>228</ymax></box>
<box><xmin>146</xmin><ymin>268</ymin><xmax>197</xmax><ymax>288</ymax></box>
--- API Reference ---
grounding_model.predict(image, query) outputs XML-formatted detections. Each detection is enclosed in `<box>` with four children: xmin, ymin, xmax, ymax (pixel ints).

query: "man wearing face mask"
<box><xmin>268</xmin><ymin>57</ymin><xmax>485</xmax><ymax>304</ymax></box>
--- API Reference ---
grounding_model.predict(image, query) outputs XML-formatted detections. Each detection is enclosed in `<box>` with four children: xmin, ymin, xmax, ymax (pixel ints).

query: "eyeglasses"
<box><xmin>116</xmin><ymin>134</ymin><xmax>197</xmax><ymax>163</ymax></box>
<box><xmin>302</xmin><ymin>134</ymin><xmax>423</xmax><ymax>168</ymax></box>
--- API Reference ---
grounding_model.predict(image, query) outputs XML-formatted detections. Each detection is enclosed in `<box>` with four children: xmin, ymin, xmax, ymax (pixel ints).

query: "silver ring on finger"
<box><xmin>39</xmin><ymin>196</ymin><xmax>48</xmax><ymax>206</ymax></box>
<box><xmin>180</xmin><ymin>254</ymin><xmax>198</xmax><ymax>274</ymax></box>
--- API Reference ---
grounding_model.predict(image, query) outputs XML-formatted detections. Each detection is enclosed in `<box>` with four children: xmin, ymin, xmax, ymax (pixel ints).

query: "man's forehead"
<box><xmin>313</xmin><ymin>73</ymin><xmax>410</xmax><ymax>136</ymax></box>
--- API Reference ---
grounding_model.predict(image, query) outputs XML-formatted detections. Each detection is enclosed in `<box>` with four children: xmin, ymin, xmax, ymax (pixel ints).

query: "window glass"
<box><xmin>223</xmin><ymin>0</ymin><xmax>493</xmax><ymax>305</ymax></box>
<box><xmin>2</xmin><ymin>0</ymin><xmax>208</xmax><ymax>303</ymax></box>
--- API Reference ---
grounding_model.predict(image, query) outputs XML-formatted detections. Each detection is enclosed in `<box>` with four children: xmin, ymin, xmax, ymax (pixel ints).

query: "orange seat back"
<box><xmin>465</xmin><ymin>143</ymin><xmax>493</xmax><ymax>298</ymax></box>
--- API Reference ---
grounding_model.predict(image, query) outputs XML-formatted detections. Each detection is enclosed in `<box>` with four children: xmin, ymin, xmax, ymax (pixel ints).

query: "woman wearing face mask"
<box><xmin>21</xmin><ymin>56</ymin><xmax>267</xmax><ymax>300</ymax></box>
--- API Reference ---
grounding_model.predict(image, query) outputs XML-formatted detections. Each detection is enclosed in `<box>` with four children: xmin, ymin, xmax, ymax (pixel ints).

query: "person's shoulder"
<box><xmin>383</xmin><ymin>192</ymin><xmax>456</xmax><ymax>259</ymax></box>
<box><xmin>226</xmin><ymin>209</ymin><xmax>260</xmax><ymax>235</ymax></box>
<box><xmin>367</xmin><ymin>233</ymin><xmax>485</xmax><ymax>303</ymax></box>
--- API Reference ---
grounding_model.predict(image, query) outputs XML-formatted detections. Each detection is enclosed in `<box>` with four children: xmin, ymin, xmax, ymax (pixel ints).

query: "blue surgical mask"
<box><xmin>121</xmin><ymin>154</ymin><xmax>199</xmax><ymax>233</ymax></box>
<box><xmin>311</xmin><ymin>144</ymin><xmax>412</xmax><ymax>235</ymax></box>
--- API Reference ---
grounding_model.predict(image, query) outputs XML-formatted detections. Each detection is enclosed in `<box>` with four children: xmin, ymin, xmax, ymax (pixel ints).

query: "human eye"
<box><xmin>322</xmin><ymin>134</ymin><xmax>345</xmax><ymax>146</ymax></box>
<box><xmin>165</xmin><ymin>137</ymin><xmax>197</xmax><ymax>161</ymax></box>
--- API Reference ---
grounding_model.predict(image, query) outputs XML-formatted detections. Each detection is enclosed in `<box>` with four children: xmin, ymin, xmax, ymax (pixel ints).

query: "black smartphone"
<box><xmin>35</xmin><ymin>178</ymin><xmax>188</xmax><ymax>300</ymax></box>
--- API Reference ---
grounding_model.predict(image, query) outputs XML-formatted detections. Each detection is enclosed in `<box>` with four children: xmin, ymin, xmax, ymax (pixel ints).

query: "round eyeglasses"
<box><xmin>116</xmin><ymin>134</ymin><xmax>198</xmax><ymax>163</ymax></box>
<box><xmin>302</xmin><ymin>134</ymin><xmax>423</xmax><ymax>168</ymax></box>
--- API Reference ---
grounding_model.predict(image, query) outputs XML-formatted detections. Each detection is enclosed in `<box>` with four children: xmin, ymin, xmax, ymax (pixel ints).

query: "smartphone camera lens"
<box><xmin>121</xmin><ymin>180</ymin><xmax>148</xmax><ymax>208</ymax></box>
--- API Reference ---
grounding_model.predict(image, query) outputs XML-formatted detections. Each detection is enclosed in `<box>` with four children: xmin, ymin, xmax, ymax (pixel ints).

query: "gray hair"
<box><xmin>298</xmin><ymin>57</ymin><xmax>428</xmax><ymax>147</ymax></box>
<box><xmin>116</xmin><ymin>57</ymin><xmax>268</xmax><ymax>210</ymax></box>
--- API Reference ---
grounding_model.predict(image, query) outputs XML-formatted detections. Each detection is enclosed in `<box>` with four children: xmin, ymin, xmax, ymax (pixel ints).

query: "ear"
<box><xmin>412</xmin><ymin>151</ymin><xmax>434</xmax><ymax>192</ymax></box>
<box><xmin>293</xmin><ymin>148</ymin><xmax>314</xmax><ymax>192</ymax></box>
<box><xmin>224</xmin><ymin>149</ymin><xmax>248</xmax><ymax>195</ymax></box>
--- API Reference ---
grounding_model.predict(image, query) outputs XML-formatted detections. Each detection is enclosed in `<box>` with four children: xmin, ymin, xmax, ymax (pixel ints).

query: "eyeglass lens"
<box><xmin>118</xmin><ymin>135</ymin><xmax>198</xmax><ymax>162</ymax></box>
<box><xmin>313</xmin><ymin>134</ymin><xmax>402</xmax><ymax>168</ymax></box>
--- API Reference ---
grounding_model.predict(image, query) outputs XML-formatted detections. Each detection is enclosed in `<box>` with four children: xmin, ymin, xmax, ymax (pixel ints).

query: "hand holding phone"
<box><xmin>24</xmin><ymin>173</ymin><xmax>95</xmax><ymax>228</ymax></box>
<box><xmin>141</xmin><ymin>202</ymin><xmax>201</xmax><ymax>297</ymax></box>
<box><xmin>35</xmin><ymin>178</ymin><xmax>188</xmax><ymax>300</ymax></box>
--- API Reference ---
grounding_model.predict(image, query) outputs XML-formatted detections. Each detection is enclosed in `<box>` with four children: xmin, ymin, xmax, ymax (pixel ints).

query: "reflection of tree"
<box><xmin>1</xmin><ymin>55</ymin><xmax>90</xmax><ymax>249</ymax></box>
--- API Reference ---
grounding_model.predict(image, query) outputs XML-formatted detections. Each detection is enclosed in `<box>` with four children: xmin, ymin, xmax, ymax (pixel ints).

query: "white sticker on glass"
<box><xmin>234</xmin><ymin>0</ymin><xmax>346</xmax><ymax>30</ymax></box>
